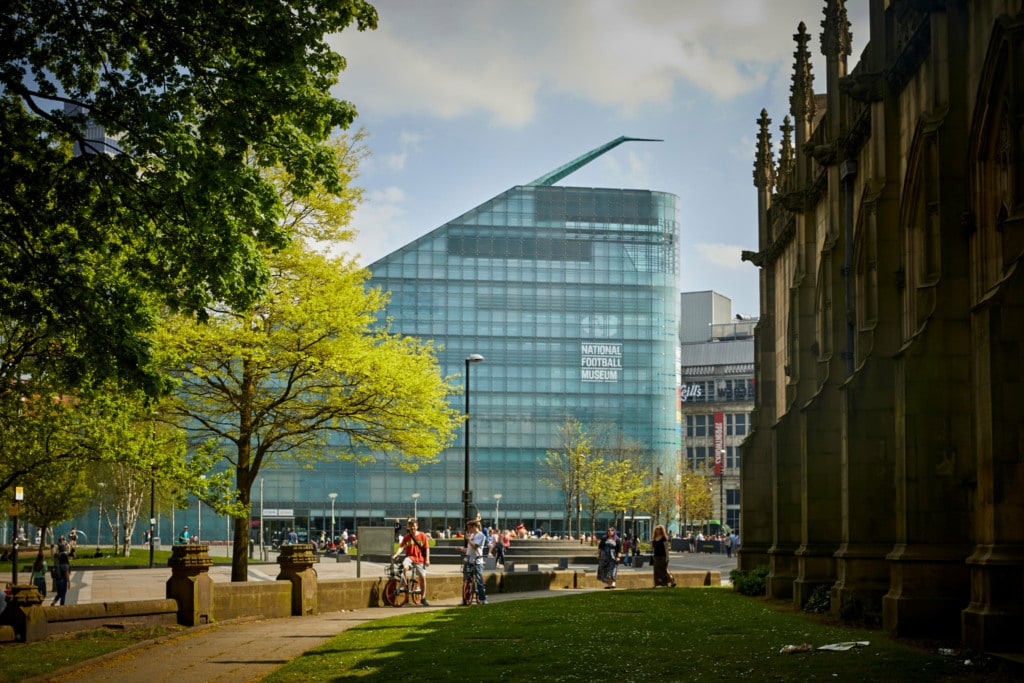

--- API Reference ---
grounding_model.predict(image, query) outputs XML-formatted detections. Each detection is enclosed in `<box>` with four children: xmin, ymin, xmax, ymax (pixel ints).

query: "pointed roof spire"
<box><xmin>778</xmin><ymin>116</ymin><xmax>795</xmax><ymax>188</ymax></box>
<box><xmin>753</xmin><ymin>109</ymin><xmax>775</xmax><ymax>191</ymax></box>
<box><xmin>790</xmin><ymin>22</ymin><xmax>817</xmax><ymax>122</ymax></box>
<box><xmin>820</xmin><ymin>0</ymin><xmax>852</xmax><ymax>60</ymax></box>
<box><xmin>527</xmin><ymin>136</ymin><xmax>662</xmax><ymax>186</ymax></box>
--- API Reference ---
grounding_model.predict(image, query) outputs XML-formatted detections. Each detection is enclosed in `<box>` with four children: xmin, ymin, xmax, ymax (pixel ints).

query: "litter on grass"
<box><xmin>818</xmin><ymin>641</ymin><xmax>870</xmax><ymax>651</ymax></box>
<box><xmin>780</xmin><ymin>641</ymin><xmax>870</xmax><ymax>654</ymax></box>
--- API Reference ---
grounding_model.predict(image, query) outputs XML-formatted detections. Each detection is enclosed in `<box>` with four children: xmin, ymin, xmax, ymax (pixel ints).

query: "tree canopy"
<box><xmin>155</xmin><ymin>139</ymin><xmax>463</xmax><ymax>580</ymax></box>
<box><xmin>0</xmin><ymin>0</ymin><xmax>378</xmax><ymax>394</ymax></box>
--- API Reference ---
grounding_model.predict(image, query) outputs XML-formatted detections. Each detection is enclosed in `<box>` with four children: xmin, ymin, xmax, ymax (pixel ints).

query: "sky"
<box><xmin>328</xmin><ymin>1</ymin><xmax>870</xmax><ymax>318</ymax></box>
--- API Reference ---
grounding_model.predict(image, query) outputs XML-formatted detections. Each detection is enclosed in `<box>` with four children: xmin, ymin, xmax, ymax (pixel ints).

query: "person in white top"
<box><xmin>457</xmin><ymin>519</ymin><xmax>489</xmax><ymax>604</ymax></box>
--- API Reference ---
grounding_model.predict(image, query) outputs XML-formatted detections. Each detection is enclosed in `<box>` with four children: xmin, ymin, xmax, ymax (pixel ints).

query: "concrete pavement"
<box><xmin>34</xmin><ymin>550</ymin><xmax>738</xmax><ymax>683</ymax></box>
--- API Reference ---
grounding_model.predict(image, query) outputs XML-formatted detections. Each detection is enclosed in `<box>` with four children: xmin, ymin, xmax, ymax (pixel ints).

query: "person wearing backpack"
<box><xmin>50</xmin><ymin>550</ymin><xmax>71</xmax><ymax>605</ymax></box>
<box><xmin>392</xmin><ymin>518</ymin><xmax>431</xmax><ymax>606</ymax></box>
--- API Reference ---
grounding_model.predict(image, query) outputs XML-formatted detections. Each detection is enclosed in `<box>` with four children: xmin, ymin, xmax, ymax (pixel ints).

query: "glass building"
<box><xmin>66</xmin><ymin>138</ymin><xmax>682</xmax><ymax>546</ymax></box>
<box><xmin>325</xmin><ymin>136</ymin><xmax>683</xmax><ymax>536</ymax></box>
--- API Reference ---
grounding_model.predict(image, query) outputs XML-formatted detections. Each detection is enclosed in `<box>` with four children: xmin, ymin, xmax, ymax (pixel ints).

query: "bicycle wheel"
<box><xmin>383</xmin><ymin>578</ymin><xmax>401</xmax><ymax>607</ymax></box>
<box><xmin>462</xmin><ymin>575</ymin><xmax>478</xmax><ymax>605</ymax></box>
<box><xmin>408</xmin><ymin>576</ymin><xmax>424</xmax><ymax>606</ymax></box>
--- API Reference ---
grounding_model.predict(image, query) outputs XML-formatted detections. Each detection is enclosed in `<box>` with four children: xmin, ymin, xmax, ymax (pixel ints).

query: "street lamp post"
<box><xmin>493</xmin><ymin>493</ymin><xmax>502</xmax><ymax>530</ymax></box>
<box><xmin>149</xmin><ymin>471</ymin><xmax>156</xmax><ymax>568</ymax></box>
<box><xmin>463</xmin><ymin>353</ymin><xmax>484</xmax><ymax>526</ymax></box>
<box><xmin>197</xmin><ymin>475</ymin><xmax>206</xmax><ymax>544</ymax></box>
<box><xmin>720</xmin><ymin>449</ymin><xmax>727</xmax><ymax>553</ymax></box>
<box><xmin>96</xmin><ymin>482</ymin><xmax>105</xmax><ymax>554</ymax></box>
<box><xmin>411</xmin><ymin>492</ymin><xmax>420</xmax><ymax>520</ymax></box>
<box><xmin>328</xmin><ymin>492</ymin><xmax>337</xmax><ymax>543</ymax></box>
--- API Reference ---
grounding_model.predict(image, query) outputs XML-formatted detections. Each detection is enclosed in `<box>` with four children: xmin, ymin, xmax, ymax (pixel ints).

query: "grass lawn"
<box><xmin>2</xmin><ymin>547</ymin><xmax>232</xmax><ymax>572</ymax></box>
<box><xmin>264</xmin><ymin>588</ymin><xmax>1018</xmax><ymax>682</ymax></box>
<box><xmin>0</xmin><ymin>625</ymin><xmax>188</xmax><ymax>683</ymax></box>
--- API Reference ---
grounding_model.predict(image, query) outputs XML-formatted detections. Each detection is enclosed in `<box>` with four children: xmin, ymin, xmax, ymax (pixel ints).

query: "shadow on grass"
<box><xmin>263</xmin><ymin>589</ymin><xmax>1020</xmax><ymax>682</ymax></box>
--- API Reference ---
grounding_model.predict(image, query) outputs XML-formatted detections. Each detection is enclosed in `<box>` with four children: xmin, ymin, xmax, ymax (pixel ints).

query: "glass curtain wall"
<box><xmin>234</xmin><ymin>180</ymin><xmax>680</xmax><ymax>538</ymax></box>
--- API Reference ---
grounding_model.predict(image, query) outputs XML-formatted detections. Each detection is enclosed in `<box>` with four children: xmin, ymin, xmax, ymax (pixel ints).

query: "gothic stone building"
<box><xmin>740</xmin><ymin>1</ymin><xmax>1023</xmax><ymax>652</ymax></box>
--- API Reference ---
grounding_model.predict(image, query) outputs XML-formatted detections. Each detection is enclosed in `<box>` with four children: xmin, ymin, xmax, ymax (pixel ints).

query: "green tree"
<box><xmin>19</xmin><ymin>456</ymin><xmax>93</xmax><ymax>567</ymax></box>
<box><xmin>580</xmin><ymin>456</ymin><xmax>628</xmax><ymax>542</ymax></box>
<box><xmin>159</xmin><ymin>247</ymin><xmax>462</xmax><ymax>580</ymax></box>
<box><xmin>156</xmin><ymin>141</ymin><xmax>461</xmax><ymax>580</ymax></box>
<box><xmin>677</xmin><ymin>462</ymin><xmax>714</xmax><ymax>531</ymax></box>
<box><xmin>0</xmin><ymin>0</ymin><xmax>378</xmax><ymax>395</ymax></box>
<box><xmin>540</xmin><ymin>417</ymin><xmax>591</xmax><ymax>539</ymax></box>
<box><xmin>84</xmin><ymin>393</ymin><xmax>190</xmax><ymax>556</ymax></box>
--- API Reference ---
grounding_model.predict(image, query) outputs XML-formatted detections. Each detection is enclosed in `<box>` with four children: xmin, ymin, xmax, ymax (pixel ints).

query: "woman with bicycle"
<box><xmin>392</xmin><ymin>518</ymin><xmax>431</xmax><ymax>606</ymax></box>
<box><xmin>457</xmin><ymin>519</ymin><xmax>489</xmax><ymax>605</ymax></box>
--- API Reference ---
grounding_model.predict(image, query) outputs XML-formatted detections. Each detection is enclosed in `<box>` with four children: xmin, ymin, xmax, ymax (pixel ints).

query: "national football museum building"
<box><xmin>201</xmin><ymin>137</ymin><xmax>680</xmax><ymax>544</ymax></box>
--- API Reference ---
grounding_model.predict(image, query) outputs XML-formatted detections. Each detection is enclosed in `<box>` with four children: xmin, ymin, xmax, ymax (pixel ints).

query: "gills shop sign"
<box><xmin>581</xmin><ymin>342</ymin><xmax>622</xmax><ymax>382</ymax></box>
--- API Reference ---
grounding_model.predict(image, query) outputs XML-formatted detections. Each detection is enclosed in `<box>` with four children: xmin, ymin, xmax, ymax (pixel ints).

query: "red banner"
<box><xmin>713</xmin><ymin>411</ymin><xmax>724</xmax><ymax>475</ymax></box>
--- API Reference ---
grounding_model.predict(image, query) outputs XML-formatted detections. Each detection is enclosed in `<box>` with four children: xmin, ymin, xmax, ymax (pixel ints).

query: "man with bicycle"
<box><xmin>457</xmin><ymin>518</ymin><xmax>489</xmax><ymax>605</ymax></box>
<box><xmin>392</xmin><ymin>518</ymin><xmax>431</xmax><ymax>606</ymax></box>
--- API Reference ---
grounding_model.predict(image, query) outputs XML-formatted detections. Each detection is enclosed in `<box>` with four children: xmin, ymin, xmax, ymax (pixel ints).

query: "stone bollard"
<box><xmin>0</xmin><ymin>584</ymin><xmax>46</xmax><ymax>642</ymax></box>
<box><xmin>277</xmin><ymin>544</ymin><xmax>318</xmax><ymax>616</ymax></box>
<box><xmin>167</xmin><ymin>543</ymin><xmax>214</xmax><ymax>626</ymax></box>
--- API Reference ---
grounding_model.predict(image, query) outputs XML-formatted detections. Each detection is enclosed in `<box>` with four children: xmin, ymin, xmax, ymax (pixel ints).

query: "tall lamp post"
<box><xmin>197</xmin><ymin>474</ymin><xmax>207</xmax><ymax>544</ymax></box>
<box><xmin>96</xmin><ymin>482</ymin><xmax>105</xmax><ymax>554</ymax></box>
<box><xmin>719</xmin><ymin>449</ymin><xmax>727</xmax><ymax>553</ymax></box>
<box><xmin>493</xmin><ymin>493</ymin><xmax>502</xmax><ymax>530</ymax></box>
<box><xmin>149</xmin><ymin>471</ymin><xmax>156</xmax><ymax>568</ymax></box>
<box><xmin>411</xmin><ymin>492</ymin><xmax>420</xmax><ymax>520</ymax></box>
<box><xmin>463</xmin><ymin>353</ymin><xmax>484</xmax><ymax>526</ymax></box>
<box><xmin>328</xmin><ymin>492</ymin><xmax>337</xmax><ymax>543</ymax></box>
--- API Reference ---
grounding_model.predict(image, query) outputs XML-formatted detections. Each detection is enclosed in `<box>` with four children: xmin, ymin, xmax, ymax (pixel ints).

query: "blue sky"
<box><xmin>329</xmin><ymin>1</ymin><xmax>869</xmax><ymax>318</ymax></box>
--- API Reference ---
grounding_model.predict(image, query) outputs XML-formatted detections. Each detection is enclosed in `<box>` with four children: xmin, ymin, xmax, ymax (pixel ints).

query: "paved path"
<box><xmin>35</xmin><ymin>551</ymin><xmax>737</xmax><ymax>683</ymax></box>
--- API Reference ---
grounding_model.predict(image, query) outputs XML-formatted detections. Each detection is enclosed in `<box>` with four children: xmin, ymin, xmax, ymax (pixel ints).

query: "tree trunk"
<box><xmin>231</xmin><ymin>513</ymin><xmax>250</xmax><ymax>581</ymax></box>
<box><xmin>230</xmin><ymin>466</ymin><xmax>253</xmax><ymax>582</ymax></box>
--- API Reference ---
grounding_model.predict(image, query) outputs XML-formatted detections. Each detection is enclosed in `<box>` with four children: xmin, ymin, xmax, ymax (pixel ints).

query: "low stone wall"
<box><xmin>41</xmin><ymin>599</ymin><xmax>179</xmax><ymax>638</ymax></box>
<box><xmin>0</xmin><ymin>544</ymin><xmax>723</xmax><ymax>643</ymax></box>
<box><xmin>212</xmin><ymin>580</ymin><xmax>291</xmax><ymax>621</ymax></box>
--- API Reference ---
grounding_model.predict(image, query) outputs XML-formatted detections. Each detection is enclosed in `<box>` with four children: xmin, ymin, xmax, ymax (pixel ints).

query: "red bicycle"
<box><xmin>383</xmin><ymin>557</ymin><xmax>424</xmax><ymax>607</ymax></box>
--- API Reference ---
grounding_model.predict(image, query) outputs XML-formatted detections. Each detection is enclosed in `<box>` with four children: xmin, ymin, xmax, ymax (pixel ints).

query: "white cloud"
<box><xmin>694</xmin><ymin>242</ymin><xmax>747</xmax><ymax>270</ymax></box>
<box><xmin>332</xmin><ymin>0</ymin><xmax>857</xmax><ymax>126</ymax></box>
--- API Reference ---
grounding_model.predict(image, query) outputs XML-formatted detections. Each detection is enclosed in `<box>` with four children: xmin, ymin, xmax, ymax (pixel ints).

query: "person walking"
<box><xmin>457</xmin><ymin>519</ymin><xmax>488</xmax><ymax>604</ymax></box>
<box><xmin>30</xmin><ymin>556</ymin><xmax>48</xmax><ymax>598</ymax></box>
<box><xmin>392</xmin><ymin>518</ymin><xmax>431</xmax><ymax>606</ymax></box>
<box><xmin>177</xmin><ymin>526</ymin><xmax>191</xmax><ymax>544</ymax></box>
<box><xmin>651</xmin><ymin>524</ymin><xmax>676</xmax><ymax>587</ymax></box>
<box><xmin>597</xmin><ymin>526</ymin><xmax>622</xmax><ymax>589</ymax></box>
<box><xmin>50</xmin><ymin>550</ymin><xmax>71</xmax><ymax>605</ymax></box>
<box><xmin>496</xmin><ymin>529</ymin><xmax>510</xmax><ymax>567</ymax></box>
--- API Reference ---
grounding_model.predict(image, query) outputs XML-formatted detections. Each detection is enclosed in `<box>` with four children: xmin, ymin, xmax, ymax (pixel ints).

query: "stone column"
<box><xmin>166</xmin><ymin>544</ymin><xmax>213</xmax><ymax>626</ymax></box>
<box><xmin>0</xmin><ymin>584</ymin><xmax>46</xmax><ymax>642</ymax></box>
<box><xmin>277</xmin><ymin>544</ymin><xmax>318</xmax><ymax>616</ymax></box>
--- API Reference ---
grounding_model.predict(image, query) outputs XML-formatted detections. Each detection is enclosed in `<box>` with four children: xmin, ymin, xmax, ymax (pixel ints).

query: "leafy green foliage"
<box><xmin>0</xmin><ymin>0</ymin><xmax>378</xmax><ymax>394</ymax></box>
<box><xmin>731</xmin><ymin>564</ymin><xmax>770</xmax><ymax>596</ymax></box>
<box><xmin>804</xmin><ymin>584</ymin><xmax>832</xmax><ymax>615</ymax></box>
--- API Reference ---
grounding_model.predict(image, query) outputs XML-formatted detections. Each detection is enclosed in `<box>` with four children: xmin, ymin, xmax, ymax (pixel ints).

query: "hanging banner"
<box><xmin>714</xmin><ymin>411</ymin><xmax>724</xmax><ymax>475</ymax></box>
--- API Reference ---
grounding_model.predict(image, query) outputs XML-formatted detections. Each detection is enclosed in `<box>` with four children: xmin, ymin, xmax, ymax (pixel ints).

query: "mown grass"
<box><xmin>2</xmin><ymin>547</ymin><xmax>232</xmax><ymax>571</ymax></box>
<box><xmin>264</xmin><ymin>588</ymin><xmax>1018</xmax><ymax>682</ymax></box>
<box><xmin>0</xmin><ymin>624</ymin><xmax>188</xmax><ymax>683</ymax></box>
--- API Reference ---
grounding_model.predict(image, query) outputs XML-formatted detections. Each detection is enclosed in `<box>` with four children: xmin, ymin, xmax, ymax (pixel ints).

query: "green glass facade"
<box><xmin>141</xmin><ymin>145</ymin><xmax>681</xmax><ymax>544</ymax></box>
<box><xmin>342</xmin><ymin>178</ymin><xmax>681</xmax><ymax>533</ymax></box>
